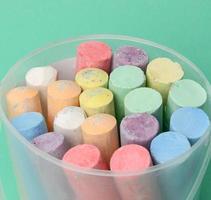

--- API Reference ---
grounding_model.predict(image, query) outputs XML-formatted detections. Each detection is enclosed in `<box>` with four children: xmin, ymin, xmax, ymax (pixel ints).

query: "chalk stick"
<box><xmin>25</xmin><ymin>66</ymin><xmax>57</xmax><ymax>117</ymax></box>
<box><xmin>32</xmin><ymin>132</ymin><xmax>68</xmax><ymax>159</ymax></box>
<box><xmin>170</xmin><ymin>107</ymin><xmax>210</xmax><ymax>144</ymax></box>
<box><xmin>124</xmin><ymin>87</ymin><xmax>163</xmax><ymax>128</ymax></box>
<box><xmin>120</xmin><ymin>113</ymin><xmax>159</xmax><ymax>149</ymax></box>
<box><xmin>75</xmin><ymin>68</ymin><xmax>108</xmax><ymax>90</ymax></box>
<box><xmin>150</xmin><ymin>131</ymin><xmax>191</xmax><ymax>164</ymax></box>
<box><xmin>11</xmin><ymin>112</ymin><xmax>47</xmax><ymax>141</ymax></box>
<box><xmin>79</xmin><ymin>87</ymin><xmax>115</xmax><ymax>117</ymax></box>
<box><xmin>112</xmin><ymin>46</ymin><xmax>149</xmax><ymax>71</ymax></box>
<box><xmin>6</xmin><ymin>86</ymin><xmax>42</xmax><ymax>118</ymax></box>
<box><xmin>81</xmin><ymin>114</ymin><xmax>119</xmax><ymax>164</ymax></box>
<box><xmin>109</xmin><ymin>65</ymin><xmax>146</xmax><ymax>123</ymax></box>
<box><xmin>47</xmin><ymin>80</ymin><xmax>81</xmax><ymax>131</ymax></box>
<box><xmin>166</xmin><ymin>79</ymin><xmax>207</xmax><ymax>125</ymax></box>
<box><xmin>146</xmin><ymin>57</ymin><xmax>184</xmax><ymax>102</ymax></box>
<box><xmin>54</xmin><ymin>106</ymin><xmax>86</xmax><ymax>147</ymax></box>
<box><xmin>76</xmin><ymin>41</ymin><xmax>112</xmax><ymax>73</ymax></box>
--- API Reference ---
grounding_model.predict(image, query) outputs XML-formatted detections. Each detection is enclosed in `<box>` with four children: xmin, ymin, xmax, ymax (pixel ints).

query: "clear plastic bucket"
<box><xmin>0</xmin><ymin>35</ymin><xmax>211</xmax><ymax>200</ymax></box>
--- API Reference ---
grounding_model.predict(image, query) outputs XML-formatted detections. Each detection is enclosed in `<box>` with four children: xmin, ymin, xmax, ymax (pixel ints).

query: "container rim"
<box><xmin>0</xmin><ymin>34</ymin><xmax>211</xmax><ymax>177</ymax></box>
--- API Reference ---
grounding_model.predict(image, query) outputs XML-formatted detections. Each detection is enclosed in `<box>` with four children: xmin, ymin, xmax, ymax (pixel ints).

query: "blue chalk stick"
<box><xmin>11</xmin><ymin>112</ymin><xmax>48</xmax><ymax>141</ymax></box>
<box><xmin>150</xmin><ymin>131</ymin><xmax>191</xmax><ymax>164</ymax></box>
<box><xmin>170</xmin><ymin>107</ymin><xmax>210</xmax><ymax>144</ymax></box>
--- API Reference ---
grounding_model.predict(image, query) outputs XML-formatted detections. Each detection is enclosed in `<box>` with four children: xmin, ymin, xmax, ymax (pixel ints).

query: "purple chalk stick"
<box><xmin>32</xmin><ymin>132</ymin><xmax>69</xmax><ymax>159</ymax></box>
<box><xmin>112</xmin><ymin>46</ymin><xmax>149</xmax><ymax>71</ymax></box>
<box><xmin>120</xmin><ymin>113</ymin><xmax>159</xmax><ymax>149</ymax></box>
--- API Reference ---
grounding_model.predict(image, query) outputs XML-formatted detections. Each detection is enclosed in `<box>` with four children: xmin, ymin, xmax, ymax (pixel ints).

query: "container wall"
<box><xmin>0</xmin><ymin>36</ymin><xmax>211</xmax><ymax>200</ymax></box>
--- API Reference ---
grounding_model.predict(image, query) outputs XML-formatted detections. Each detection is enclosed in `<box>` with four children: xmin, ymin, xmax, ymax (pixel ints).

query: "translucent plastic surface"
<box><xmin>0</xmin><ymin>35</ymin><xmax>211</xmax><ymax>200</ymax></box>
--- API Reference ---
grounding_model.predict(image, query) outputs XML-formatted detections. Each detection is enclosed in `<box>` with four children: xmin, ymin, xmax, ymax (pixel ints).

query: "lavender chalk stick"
<box><xmin>120</xmin><ymin>113</ymin><xmax>159</xmax><ymax>149</ymax></box>
<box><xmin>112</xmin><ymin>46</ymin><xmax>149</xmax><ymax>71</ymax></box>
<box><xmin>33</xmin><ymin>132</ymin><xmax>68</xmax><ymax>159</ymax></box>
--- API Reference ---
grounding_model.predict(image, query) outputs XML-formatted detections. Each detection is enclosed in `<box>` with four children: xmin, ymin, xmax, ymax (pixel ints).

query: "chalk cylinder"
<box><xmin>166</xmin><ymin>79</ymin><xmax>207</xmax><ymax>126</ymax></box>
<box><xmin>112</xmin><ymin>46</ymin><xmax>149</xmax><ymax>71</ymax></box>
<box><xmin>146</xmin><ymin>57</ymin><xmax>184</xmax><ymax>103</ymax></box>
<box><xmin>124</xmin><ymin>87</ymin><xmax>163</xmax><ymax>129</ymax></box>
<box><xmin>54</xmin><ymin>106</ymin><xmax>86</xmax><ymax>147</ymax></box>
<box><xmin>11</xmin><ymin>112</ymin><xmax>47</xmax><ymax>141</ymax></box>
<box><xmin>81</xmin><ymin>113</ymin><xmax>119</xmax><ymax>164</ymax></box>
<box><xmin>33</xmin><ymin>132</ymin><xmax>68</xmax><ymax>159</ymax></box>
<box><xmin>120</xmin><ymin>113</ymin><xmax>159</xmax><ymax>149</ymax></box>
<box><xmin>79</xmin><ymin>87</ymin><xmax>115</xmax><ymax>117</ymax></box>
<box><xmin>109</xmin><ymin>65</ymin><xmax>146</xmax><ymax>123</ymax></box>
<box><xmin>6</xmin><ymin>86</ymin><xmax>42</xmax><ymax>118</ymax></box>
<box><xmin>170</xmin><ymin>107</ymin><xmax>210</xmax><ymax>145</ymax></box>
<box><xmin>75</xmin><ymin>68</ymin><xmax>108</xmax><ymax>90</ymax></box>
<box><xmin>47</xmin><ymin>80</ymin><xmax>81</xmax><ymax>131</ymax></box>
<box><xmin>150</xmin><ymin>131</ymin><xmax>191</xmax><ymax>164</ymax></box>
<box><xmin>25</xmin><ymin>66</ymin><xmax>58</xmax><ymax>117</ymax></box>
<box><xmin>76</xmin><ymin>41</ymin><xmax>112</xmax><ymax>73</ymax></box>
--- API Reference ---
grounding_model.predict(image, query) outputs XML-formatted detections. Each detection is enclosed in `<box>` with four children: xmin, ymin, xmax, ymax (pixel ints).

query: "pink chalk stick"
<box><xmin>76</xmin><ymin>41</ymin><xmax>112</xmax><ymax>73</ymax></box>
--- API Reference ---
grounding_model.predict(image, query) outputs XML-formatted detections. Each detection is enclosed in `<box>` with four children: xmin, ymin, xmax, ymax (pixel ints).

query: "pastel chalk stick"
<box><xmin>109</xmin><ymin>65</ymin><xmax>146</xmax><ymax>123</ymax></box>
<box><xmin>33</xmin><ymin>132</ymin><xmax>68</xmax><ymax>159</ymax></box>
<box><xmin>47</xmin><ymin>80</ymin><xmax>81</xmax><ymax>131</ymax></box>
<box><xmin>124</xmin><ymin>87</ymin><xmax>163</xmax><ymax>129</ymax></box>
<box><xmin>120</xmin><ymin>113</ymin><xmax>159</xmax><ymax>149</ymax></box>
<box><xmin>81</xmin><ymin>114</ymin><xmax>119</xmax><ymax>164</ymax></box>
<box><xmin>11</xmin><ymin>112</ymin><xmax>47</xmax><ymax>141</ymax></box>
<box><xmin>6</xmin><ymin>86</ymin><xmax>42</xmax><ymax>118</ymax></box>
<box><xmin>150</xmin><ymin>131</ymin><xmax>191</xmax><ymax>164</ymax></box>
<box><xmin>112</xmin><ymin>46</ymin><xmax>149</xmax><ymax>71</ymax></box>
<box><xmin>76</xmin><ymin>41</ymin><xmax>112</xmax><ymax>73</ymax></box>
<box><xmin>75</xmin><ymin>68</ymin><xmax>108</xmax><ymax>90</ymax></box>
<box><xmin>54</xmin><ymin>106</ymin><xmax>86</xmax><ymax>147</ymax></box>
<box><xmin>166</xmin><ymin>79</ymin><xmax>207</xmax><ymax>126</ymax></box>
<box><xmin>79</xmin><ymin>87</ymin><xmax>115</xmax><ymax>117</ymax></box>
<box><xmin>146</xmin><ymin>57</ymin><xmax>184</xmax><ymax>103</ymax></box>
<box><xmin>170</xmin><ymin>107</ymin><xmax>210</xmax><ymax>144</ymax></box>
<box><xmin>25</xmin><ymin>66</ymin><xmax>58</xmax><ymax>117</ymax></box>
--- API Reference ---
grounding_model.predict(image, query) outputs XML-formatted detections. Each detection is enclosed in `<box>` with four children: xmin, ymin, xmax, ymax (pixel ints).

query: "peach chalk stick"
<box><xmin>79</xmin><ymin>87</ymin><xmax>115</xmax><ymax>117</ymax></box>
<box><xmin>6</xmin><ymin>86</ymin><xmax>42</xmax><ymax>118</ymax></box>
<box><xmin>25</xmin><ymin>66</ymin><xmax>57</xmax><ymax>118</ymax></box>
<box><xmin>81</xmin><ymin>114</ymin><xmax>119</xmax><ymax>164</ymax></box>
<box><xmin>47</xmin><ymin>80</ymin><xmax>81</xmax><ymax>131</ymax></box>
<box><xmin>76</xmin><ymin>41</ymin><xmax>112</xmax><ymax>73</ymax></box>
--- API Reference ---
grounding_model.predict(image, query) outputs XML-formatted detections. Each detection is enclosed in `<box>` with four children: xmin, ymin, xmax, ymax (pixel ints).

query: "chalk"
<box><xmin>81</xmin><ymin>114</ymin><xmax>119</xmax><ymax>164</ymax></box>
<box><xmin>25</xmin><ymin>66</ymin><xmax>57</xmax><ymax>117</ymax></box>
<box><xmin>63</xmin><ymin>144</ymin><xmax>107</xmax><ymax>169</ymax></box>
<box><xmin>146</xmin><ymin>57</ymin><xmax>184</xmax><ymax>102</ymax></box>
<box><xmin>11</xmin><ymin>112</ymin><xmax>47</xmax><ymax>141</ymax></box>
<box><xmin>110</xmin><ymin>144</ymin><xmax>152</xmax><ymax>172</ymax></box>
<box><xmin>32</xmin><ymin>132</ymin><xmax>68</xmax><ymax>159</ymax></box>
<box><xmin>54</xmin><ymin>106</ymin><xmax>86</xmax><ymax>147</ymax></box>
<box><xmin>76</xmin><ymin>41</ymin><xmax>112</xmax><ymax>73</ymax></box>
<box><xmin>79</xmin><ymin>87</ymin><xmax>115</xmax><ymax>117</ymax></box>
<box><xmin>75</xmin><ymin>68</ymin><xmax>108</xmax><ymax>90</ymax></box>
<box><xmin>150</xmin><ymin>131</ymin><xmax>191</xmax><ymax>164</ymax></box>
<box><xmin>124</xmin><ymin>87</ymin><xmax>163</xmax><ymax>128</ymax></box>
<box><xmin>6</xmin><ymin>86</ymin><xmax>42</xmax><ymax>118</ymax></box>
<box><xmin>109</xmin><ymin>65</ymin><xmax>146</xmax><ymax>123</ymax></box>
<box><xmin>112</xmin><ymin>46</ymin><xmax>149</xmax><ymax>71</ymax></box>
<box><xmin>120</xmin><ymin>113</ymin><xmax>159</xmax><ymax>149</ymax></box>
<box><xmin>47</xmin><ymin>80</ymin><xmax>81</xmax><ymax>131</ymax></box>
<box><xmin>170</xmin><ymin>107</ymin><xmax>210</xmax><ymax>144</ymax></box>
<box><xmin>166</xmin><ymin>79</ymin><xmax>207</xmax><ymax>125</ymax></box>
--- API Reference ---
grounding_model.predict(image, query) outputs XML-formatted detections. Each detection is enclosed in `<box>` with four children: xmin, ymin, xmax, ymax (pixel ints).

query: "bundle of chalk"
<box><xmin>6</xmin><ymin>40</ymin><xmax>210</xmax><ymax>175</ymax></box>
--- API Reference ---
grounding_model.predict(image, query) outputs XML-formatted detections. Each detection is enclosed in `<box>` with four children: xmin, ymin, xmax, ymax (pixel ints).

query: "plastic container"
<box><xmin>0</xmin><ymin>35</ymin><xmax>211</xmax><ymax>200</ymax></box>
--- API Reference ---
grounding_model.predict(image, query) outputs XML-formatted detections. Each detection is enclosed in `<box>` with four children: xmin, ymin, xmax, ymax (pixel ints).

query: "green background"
<box><xmin>0</xmin><ymin>0</ymin><xmax>211</xmax><ymax>199</ymax></box>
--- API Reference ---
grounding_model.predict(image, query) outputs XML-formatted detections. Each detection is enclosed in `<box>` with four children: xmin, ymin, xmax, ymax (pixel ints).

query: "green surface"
<box><xmin>0</xmin><ymin>0</ymin><xmax>211</xmax><ymax>199</ymax></box>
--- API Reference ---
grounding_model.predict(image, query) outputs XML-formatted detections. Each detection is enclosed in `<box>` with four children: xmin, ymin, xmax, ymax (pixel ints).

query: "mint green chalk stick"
<box><xmin>124</xmin><ymin>87</ymin><xmax>163</xmax><ymax>129</ymax></box>
<box><xmin>109</xmin><ymin>65</ymin><xmax>146</xmax><ymax>123</ymax></box>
